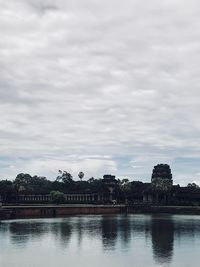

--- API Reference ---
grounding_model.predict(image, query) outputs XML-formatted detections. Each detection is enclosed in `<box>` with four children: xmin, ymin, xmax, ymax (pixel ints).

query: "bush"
<box><xmin>50</xmin><ymin>191</ymin><xmax>65</xmax><ymax>204</ymax></box>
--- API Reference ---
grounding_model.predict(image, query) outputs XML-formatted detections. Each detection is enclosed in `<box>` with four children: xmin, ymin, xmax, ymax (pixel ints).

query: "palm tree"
<box><xmin>78</xmin><ymin>172</ymin><xmax>84</xmax><ymax>181</ymax></box>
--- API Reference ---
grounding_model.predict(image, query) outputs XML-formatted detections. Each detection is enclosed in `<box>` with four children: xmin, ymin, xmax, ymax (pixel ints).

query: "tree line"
<box><xmin>0</xmin><ymin>169</ymin><xmax>199</xmax><ymax>203</ymax></box>
<box><xmin>0</xmin><ymin>170</ymin><xmax>149</xmax><ymax>203</ymax></box>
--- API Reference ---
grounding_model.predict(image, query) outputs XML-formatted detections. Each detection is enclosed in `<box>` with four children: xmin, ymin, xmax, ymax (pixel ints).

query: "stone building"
<box><xmin>17</xmin><ymin>193</ymin><xmax>103</xmax><ymax>204</ymax></box>
<box><xmin>5</xmin><ymin>167</ymin><xmax>200</xmax><ymax>206</ymax></box>
<box><xmin>143</xmin><ymin>164</ymin><xmax>173</xmax><ymax>205</ymax></box>
<box><xmin>143</xmin><ymin>164</ymin><xmax>200</xmax><ymax>206</ymax></box>
<box><xmin>15</xmin><ymin>175</ymin><xmax>118</xmax><ymax>204</ymax></box>
<box><xmin>102</xmin><ymin>175</ymin><xmax>118</xmax><ymax>202</ymax></box>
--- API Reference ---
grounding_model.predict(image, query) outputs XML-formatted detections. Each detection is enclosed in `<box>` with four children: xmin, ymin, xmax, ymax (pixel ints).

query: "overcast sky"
<box><xmin>1</xmin><ymin>0</ymin><xmax>200</xmax><ymax>184</ymax></box>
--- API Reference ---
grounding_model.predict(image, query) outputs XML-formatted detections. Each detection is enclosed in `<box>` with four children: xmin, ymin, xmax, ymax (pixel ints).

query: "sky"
<box><xmin>1</xmin><ymin>0</ymin><xmax>200</xmax><ymax>185</ymax></box>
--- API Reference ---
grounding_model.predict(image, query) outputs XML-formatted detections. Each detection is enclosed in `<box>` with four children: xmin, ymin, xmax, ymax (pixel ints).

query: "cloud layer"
<box><xmin>1</xmin><ymin>0</ymin><xmax>200</xmax><ymax>184</ymax></box>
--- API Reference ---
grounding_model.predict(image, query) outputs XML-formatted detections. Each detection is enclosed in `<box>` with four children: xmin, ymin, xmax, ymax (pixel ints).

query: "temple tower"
<box><xmin>151</xmin><ymin>164</ymin><xmax>173</xmax><ymax>191</ymax></box>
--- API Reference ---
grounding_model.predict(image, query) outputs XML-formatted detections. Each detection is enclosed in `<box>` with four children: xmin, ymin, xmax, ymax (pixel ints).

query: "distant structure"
<box><xmin>144</xmin><ymin>164</ymin><xmax>173</xmax><ymax>204</ymax></box>
<box><xmin>3</xmin><ymin>164</ymin><xmax>200</xmax><ymax>206</ymax></box>
<box><xmin>151</xmin><ymin>164</ymin><xmax>173</xmax><ymax>191</ymax></box>
<box><xmin>103</xmin><ymin>174</ymin><xmax>116</xmax><ymax>184</ymax></box>
<box><xmin>102</xmin><ymin>175</ymin><xmax>118</xmax><ymax>202</ymax></box>
<box><xmin>143</xmin><ymin>163</ymin><xmax>200</xmax><ymax>206</ymax></box>
<box><xmin>15</xmin><ymin>175</ymin><xmax>118</xmax><ymax>205</ymax></box>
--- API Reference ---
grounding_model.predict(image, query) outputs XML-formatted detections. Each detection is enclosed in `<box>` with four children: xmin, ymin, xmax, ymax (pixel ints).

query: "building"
<box><xmin>3</xmin><ymin>168</ymin><xmax>200</xmax><ymax>206</ymax></box>
<box><xmin>143</xmin><ymin>164</ymin><xmax>200</xmax><ymax>206</ymax></box>
<box><xmin>102</xmin><ymin>175</ymin><xmax>118</xmax><ymax>202</ymax></box>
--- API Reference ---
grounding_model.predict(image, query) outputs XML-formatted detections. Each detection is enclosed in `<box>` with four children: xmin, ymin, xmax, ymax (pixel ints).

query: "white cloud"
<box><xmin>0</xmin><ymin>156</ymin><xmax>117</xmax><ymax>181</ymax></box>
<box><xmin>1</xmin><ymin>0</ymin><xmax>200</xmax><ymax>184</ymax></box>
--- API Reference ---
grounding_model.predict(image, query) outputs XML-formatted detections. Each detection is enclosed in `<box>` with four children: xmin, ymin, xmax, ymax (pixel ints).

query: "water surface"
<box><xmin>0</xmin><ymin>214</ymin><xmax>200</xmax><ymax>267</ymax></box>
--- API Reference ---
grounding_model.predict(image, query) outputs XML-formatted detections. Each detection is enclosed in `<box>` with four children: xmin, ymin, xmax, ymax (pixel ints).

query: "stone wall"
<box><xmin>2</xmin><ymin>205</ymin><xmax>125</xmax><ymax>219</ymax></box>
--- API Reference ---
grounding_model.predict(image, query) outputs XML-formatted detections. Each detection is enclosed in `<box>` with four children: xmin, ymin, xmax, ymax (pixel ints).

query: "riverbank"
<box><xmin>0</xmin><ymin>204</ymin><xmax>126</xmax><ymax>219</ymax></box>
<box><xmin>1</xmin><ymin>204</ymin><xmax>200</xmax><ymax>220</ymax></box>
<box><xmin>127</xmin><ymin>205</ymin><xmax>200</xmax><ymax>215</ymax></box>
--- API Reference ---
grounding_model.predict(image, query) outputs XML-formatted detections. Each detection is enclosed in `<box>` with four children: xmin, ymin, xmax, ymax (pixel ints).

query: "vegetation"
<box><xmin>50</xmin><ymin>191</ymin><xmax>66</xmax><ymax>204</ymax></box>
<box><xmin>0</xmin><ymin>170</ymin><xmax>150</xmax><ymax>203</ymax></box>
<box><xmin>78</xmin><ymin>171</ymin><xmax>84</xmax><ymax>181</ymax></box>
<box><xmin>0</xmin><ymin>164</ymin><xmax>200</xmax><ymax>205</ymax></box>
<box><xmin>0</xmin><ymin>180</ymin><xmax>15</xmax><ymax>202</ymax></box>
<box><xmin>187</xmin><ymin>183</ymin><xmax>199</xmax><ymax>189</ymax></box>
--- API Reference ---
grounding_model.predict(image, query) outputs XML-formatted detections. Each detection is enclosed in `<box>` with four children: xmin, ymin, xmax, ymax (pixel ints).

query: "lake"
<box><xmin>0</xmin><ymin>214</ymin><xmax>200</xmax><ymax>267</ymax></box>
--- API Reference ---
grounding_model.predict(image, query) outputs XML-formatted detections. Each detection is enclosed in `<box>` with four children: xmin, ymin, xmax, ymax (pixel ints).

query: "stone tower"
<box><xmin>151</xmin><ymin>164</ymin><xmax>173</xmax><ymax>191</ymax></box>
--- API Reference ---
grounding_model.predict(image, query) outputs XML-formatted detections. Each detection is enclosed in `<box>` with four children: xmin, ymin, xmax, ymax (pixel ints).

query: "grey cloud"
<box><xmin>1</xmin><ymin>0</ymin><xmax>200</xmax><ymax>183</ymax></box>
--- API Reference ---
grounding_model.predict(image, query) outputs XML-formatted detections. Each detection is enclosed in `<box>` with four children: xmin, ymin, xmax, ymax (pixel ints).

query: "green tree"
<box><xmin>13</xmin><ymin>173</ymin><xmax>32</xmax><ymax>193</ymax></box>
<box><xmin>0</xmin><ymin>180</ymin><xmax>15</xmax><ymax>202</ymax></box>
<box><xmin>56</xmin><ymin>170</ymin><xmax>73</xmax><ymax>183</ymax></box>
<box><xmin>50</xmin><ymin>191</ymin><xmax>65</xmax><ymax>204</ymax></box>
<box><xmin>14</xmin><ymin>173</ymin><xmax>51</xmax><ymax>194</ymax></box>
<box><xmin>54</xmin><ymin>170</ymin><xmax>74</xmax><ymax>193</ymax></box>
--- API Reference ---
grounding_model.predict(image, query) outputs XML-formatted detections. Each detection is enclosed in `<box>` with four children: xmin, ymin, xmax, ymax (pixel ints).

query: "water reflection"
<box><xmin>50</xmin><ymin>220</ymin><xmax>72</xmax><ymax>248</ymax></box>
<box><xmin>118</xmin><ymin>215</ymin><xmax>131</xmax><ymax>249</ymax></box>
<box><xmin>151</xmin><ymin>215</ymin><xmax>174</xmax><ymax>264</ymax></box>
<box><xmin>9</xmin><ymin>221</ymin><xmax>48</xmax><ymax>247</ymax></box>
<box><xmin>79</xmin><ymin>217</ymin><xmax>86</xmax><ymax>247</ymax></box>
<box><xmin>101</xmin><ymin>216</ymin><xmax>118</xmax><ymax>250</ymax></box>
<box><xmin>1</xmin><ymin>215</ymin><xmax>200</xmax><ymax>267</ymax></box>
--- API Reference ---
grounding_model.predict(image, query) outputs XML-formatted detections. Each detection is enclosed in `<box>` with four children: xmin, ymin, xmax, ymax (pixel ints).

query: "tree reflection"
<box><xmin>101</xmin><ymin>216</ymin><xmax>118</xmax><ymax>250</ymax></box>
<box><xmin>50</xmin><ymin>220</ymin><xmax>72</xmax><ymax>248</ymax></box>
<box><xmin>118</xmin><ymin>215</ymin><xmax>131</xmax><ymax>249</ymax></box>
<box><xmin>9</xmin><ymin>221</ymin><xmax>48</xmax><ymax>247</ymax></box>
<box><xmin>151</xmin><ymin>215</ymin><xmax>174</xmax><ymax>264</ymax></box>
<box><xmin>8</xmin><ymin>219</ymin><xmax>73</xmax><ymax>249</ymax></box>
<box><xmin>76</xmin><ymin>217</ymin><xmax>84</xmax><ymax>248</ymax></box>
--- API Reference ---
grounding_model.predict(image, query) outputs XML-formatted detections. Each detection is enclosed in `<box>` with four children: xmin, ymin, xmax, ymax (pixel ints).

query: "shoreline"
<box><xmin>1</xmin><ymin>204</ymin><xmax>200</xmax><ymax>220</ymax></box>
<box><xmin>0</xmin><ymin>204</ymin><xmax>126</xmax><ymax>220</ymax></box>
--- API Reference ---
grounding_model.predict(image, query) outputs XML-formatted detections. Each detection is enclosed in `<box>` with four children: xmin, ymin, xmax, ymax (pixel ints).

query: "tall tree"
<box><xmin>78</xmin><ymin>172</ymin><xmax>84</xmax><ymax>181</ymax></box>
